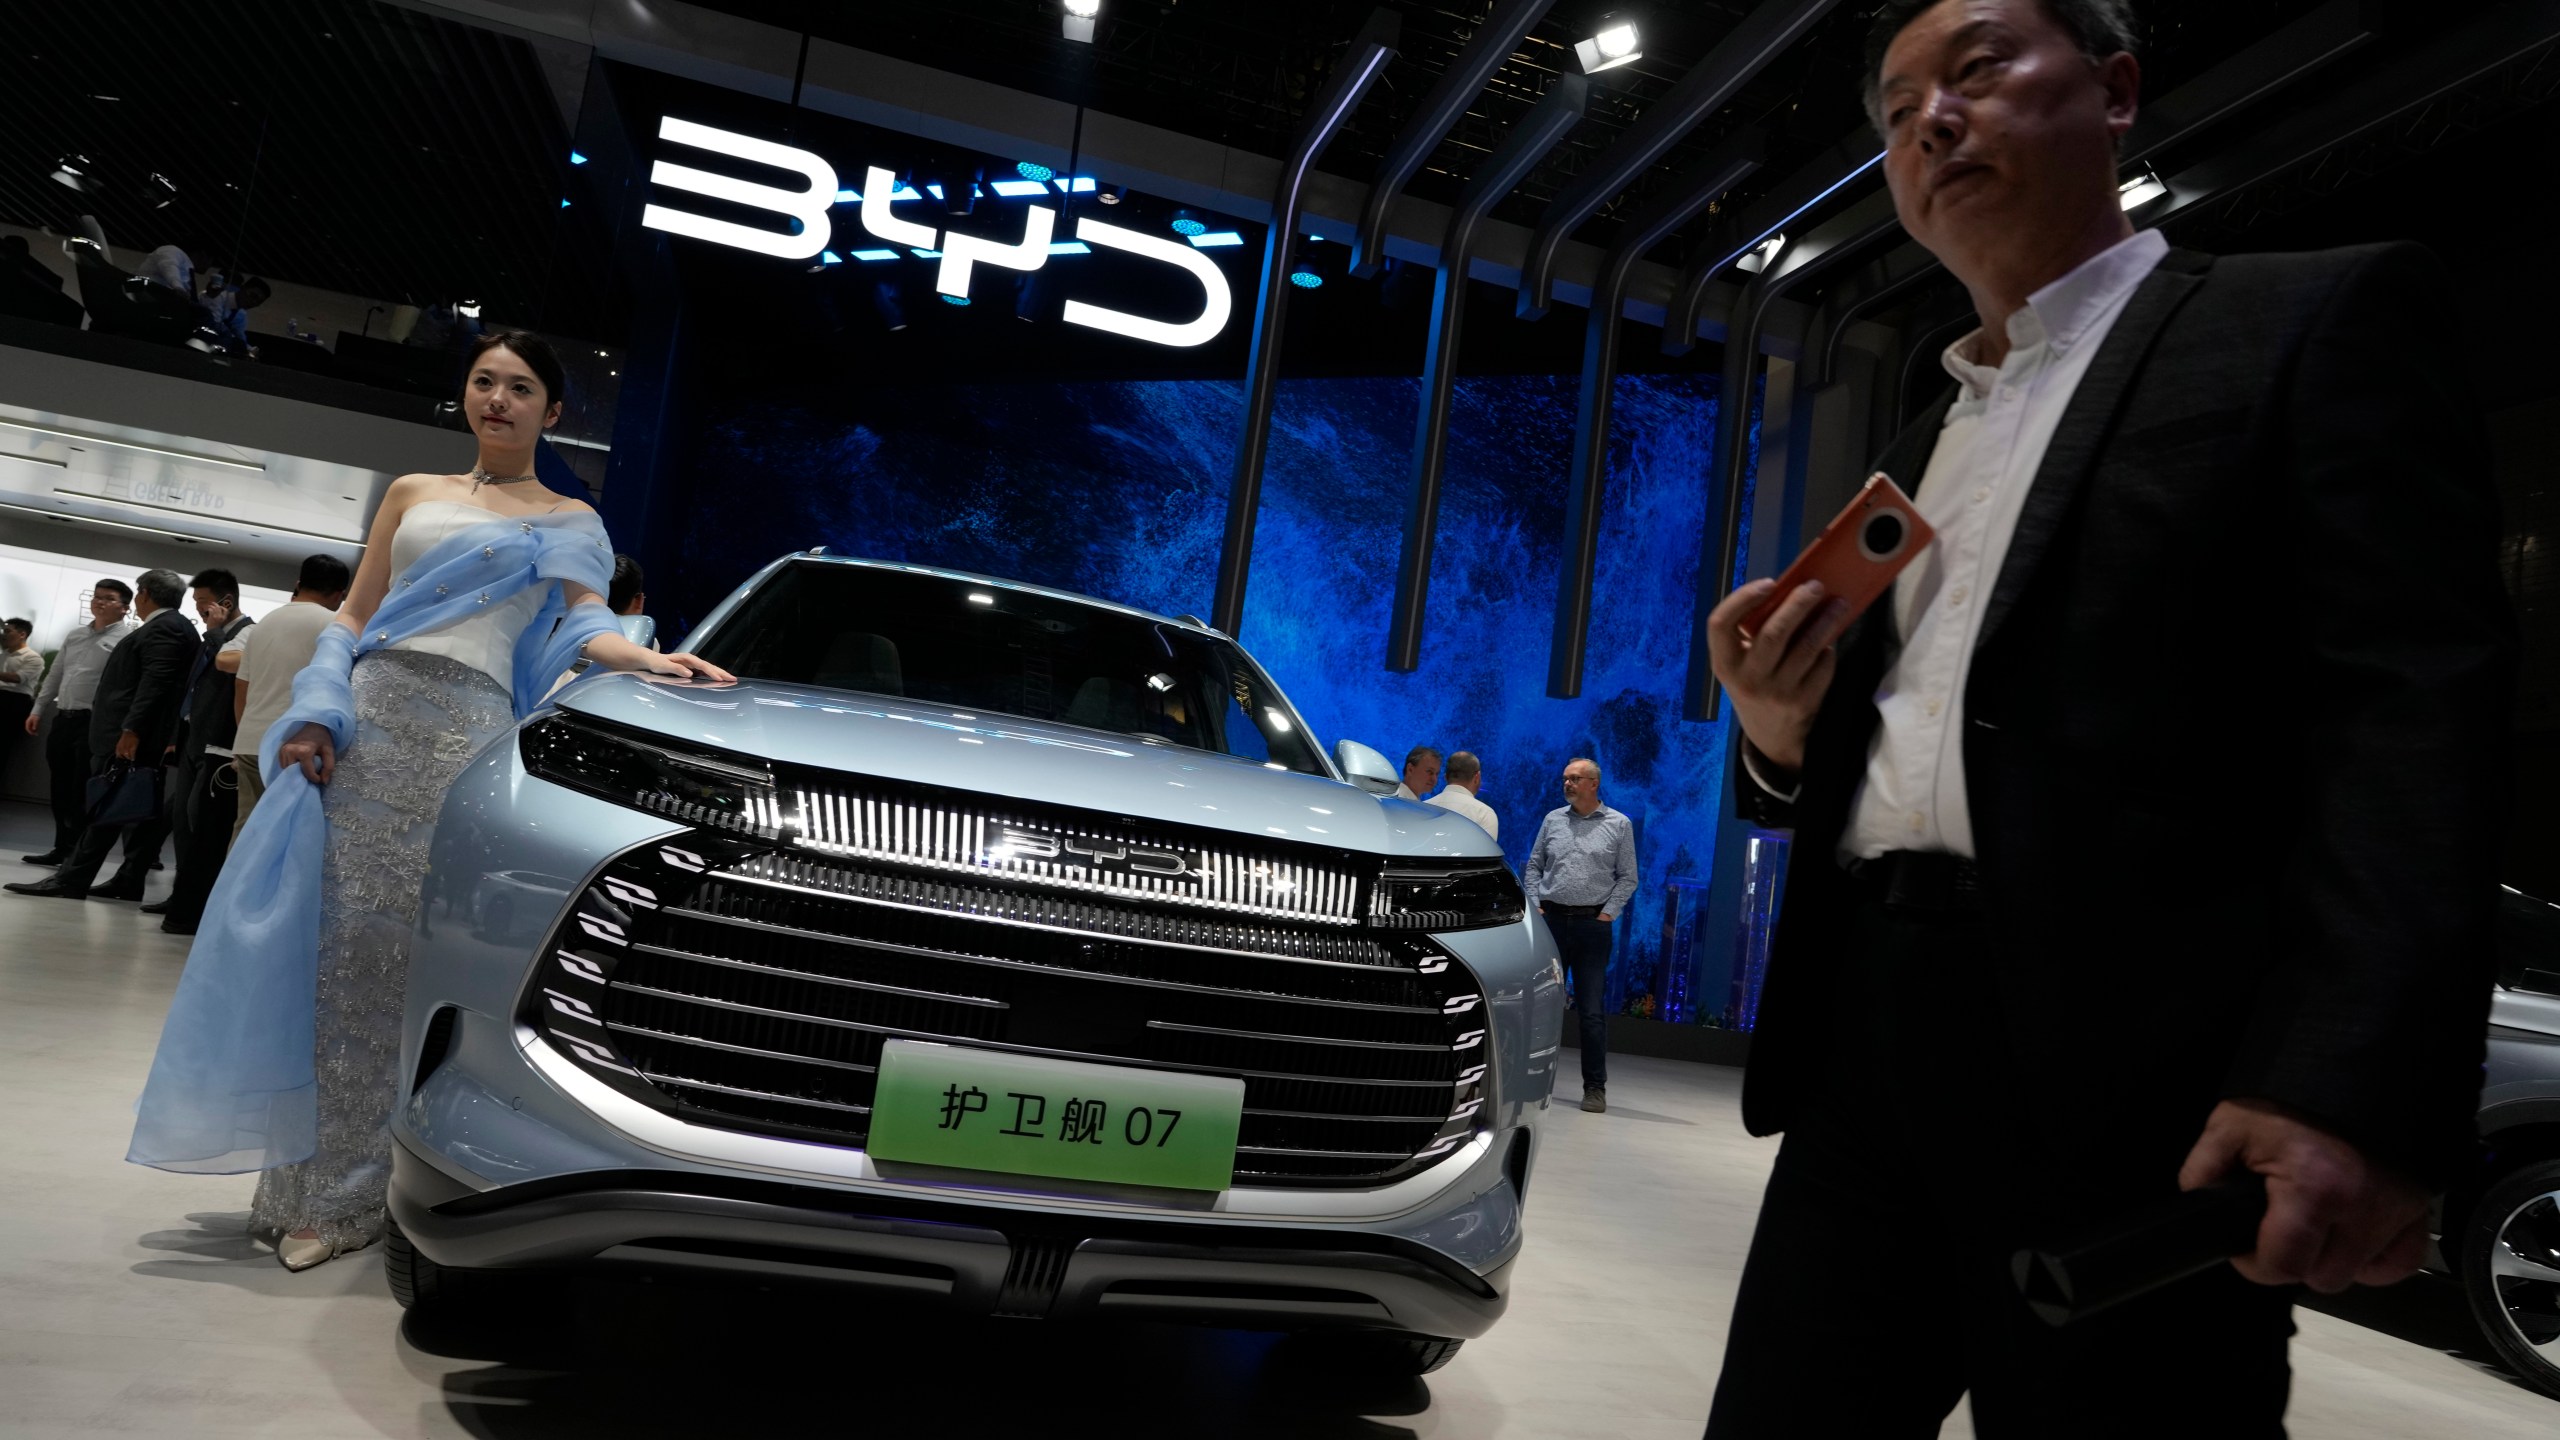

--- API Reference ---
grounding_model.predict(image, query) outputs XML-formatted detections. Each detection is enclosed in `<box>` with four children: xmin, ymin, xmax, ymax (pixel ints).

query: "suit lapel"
<box><xmin>1974</xmin><ymin>248</ymin><xmax>2213</xmax><ymax>653</ymax></box>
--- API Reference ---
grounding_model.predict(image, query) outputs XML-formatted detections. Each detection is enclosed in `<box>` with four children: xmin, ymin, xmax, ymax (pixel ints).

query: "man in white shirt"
<box><xmin>220</xmin><ymin>554</ymin><xmax>351</xmax><ymax>844</ymax></box>
<box><xmin>1424</xmin><ymin>750</ymin><xmax>1498</xmax><ymax>840</ymax></box>
<box><xmin>21</xmin><ymin>580</ymin><xmax>133</xmax><ymax>864</ymax></box>
<box><xmin>1698</xmin><ymin>2</ymin><xmax>2514</xmax><ymax>1433</ymax></box>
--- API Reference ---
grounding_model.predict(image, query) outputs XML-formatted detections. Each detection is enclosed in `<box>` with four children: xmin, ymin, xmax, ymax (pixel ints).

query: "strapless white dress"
<box><xmin>383</xmin><ymin>500</ymin><xmax>549</xmax><ymax>689</ymax></box>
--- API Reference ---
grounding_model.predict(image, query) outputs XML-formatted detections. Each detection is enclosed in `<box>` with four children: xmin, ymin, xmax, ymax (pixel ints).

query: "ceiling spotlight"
<box><xmin>807</xmin><ymin>249</ymin><xmax>845</xmax><ymax>273</ymax></box>
<box><xmin>1170</xmin><ymin>210</ymin><xmax>1208</xmax><ymax>237</ymax></box>
<box><xmin>1063</xmin><ymin>0</ymin><xmax>1099</xmax><ymax>43</ymax></box>
<box><xmin>1097</xmin><ymin>184</ymin><xmax>1126</xmax><ymax>206</ymax></box>
<box><xmin>1574</xmin><ymin>18</ymin><xmax>1642</xmax><ymax>74</ymax></box>
<box><xmin>2117</xmin><ymin>166</ymin><xmax>2168</xmax><ymax>211</ymax></box>
<box><xmin>1735</xmin><ymin>232</ymin><xmax>1785</xmax><ymax>274</ymax></box>
<box><xmin>1287</xmin><ymin>257</ymin><xmax>1324</xmax><ymax>289</ymax></box>
<box><xmin>873</xmin><ymin>280</ymin><xmax>908</xmax><ymax>331</ymax></box>
<box><xmin>49</xmin><ymin>154</ymin><xmax>97</xmax><ymax>194</ymax></box>
<box><xmin>1015</xmin><ymin>160</ymin><xmax>1055</xmax><ymax>183</ymax></box>
<box><xmin>456</xmin><ymin>298</ymin><xmax>482</xmax><ymax>319</ymax></box>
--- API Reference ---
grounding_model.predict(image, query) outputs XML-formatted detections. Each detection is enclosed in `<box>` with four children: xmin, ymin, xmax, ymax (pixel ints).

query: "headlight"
<box><xmin>1370</xmin><ymin>863</ymin><xmax>1525</xmax><ymax>931</ymax></box>
<box><xmin>519</xmin><ymin>712</ymin><xmax>780</xmax><ymax>837</ymax></box>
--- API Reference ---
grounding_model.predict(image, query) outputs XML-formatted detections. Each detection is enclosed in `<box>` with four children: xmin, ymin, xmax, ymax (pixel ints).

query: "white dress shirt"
<box><xmin>1425</xmin><ymin>784</ymin><xmax>1499</xmax><ymax>840</ymax></box>
<box><xmin>1840</xmin><ymin>229</ymin><xmax>2169</xmax><ymax>861</ymax></box>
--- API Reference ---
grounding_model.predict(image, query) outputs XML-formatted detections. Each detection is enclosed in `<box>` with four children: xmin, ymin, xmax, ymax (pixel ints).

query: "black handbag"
<box><xmin>84</xmin><ymin>760</ymin><xmax>164</xmax><ymax>827</ymax></box>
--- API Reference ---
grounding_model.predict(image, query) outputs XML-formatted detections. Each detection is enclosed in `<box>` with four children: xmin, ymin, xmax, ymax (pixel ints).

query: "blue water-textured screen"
<box><xmin>674</xmin><ymin>371</ymin><xmax>1746</xmax><ymax>1013</ymax></box>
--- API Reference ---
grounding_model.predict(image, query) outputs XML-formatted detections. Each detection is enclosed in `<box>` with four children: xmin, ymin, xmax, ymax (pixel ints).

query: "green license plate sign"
<box><xmin>867</xmin><ymin>1040</ymin><xmax>1245</xmax><ymax>1193</ymax></box>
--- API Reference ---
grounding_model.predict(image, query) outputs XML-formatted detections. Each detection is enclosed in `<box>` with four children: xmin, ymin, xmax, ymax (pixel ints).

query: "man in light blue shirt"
<box><xmin>1521</xmin><ymin>756</ymin><xmax>1637</xmax><ymax>1112</ymax></box>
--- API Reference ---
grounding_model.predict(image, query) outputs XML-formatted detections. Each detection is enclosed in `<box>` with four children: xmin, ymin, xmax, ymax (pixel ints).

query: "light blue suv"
<box><xmin>384</xmin><ymin>554</ymin><xmax>1563</xmax><ymax>1374</ymax></box>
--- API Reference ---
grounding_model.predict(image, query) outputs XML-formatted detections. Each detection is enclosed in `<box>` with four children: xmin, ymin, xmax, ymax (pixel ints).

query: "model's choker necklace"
<box><xmin>469</xmin><ymin>464</ymin><xmax>538</xmax><ymax>490</ymax></box>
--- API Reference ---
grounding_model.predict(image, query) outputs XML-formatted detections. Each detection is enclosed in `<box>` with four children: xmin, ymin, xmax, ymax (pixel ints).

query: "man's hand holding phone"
<box><xmin>1707</xmin><ymin>579</ymin><xmax>1852</xmax><ymax>778</ymax></box>
<box><xmin>1707</xmin><ymin>473</ymin><xmax>1934</xmax><ymax>780</ymax></box>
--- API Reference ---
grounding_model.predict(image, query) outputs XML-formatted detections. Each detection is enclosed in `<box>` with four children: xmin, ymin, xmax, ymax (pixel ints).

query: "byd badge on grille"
<box><xmin>867</xmin><ymin>1040</ymin><xmax>1245</xmax><ymax>1192</ymax></box>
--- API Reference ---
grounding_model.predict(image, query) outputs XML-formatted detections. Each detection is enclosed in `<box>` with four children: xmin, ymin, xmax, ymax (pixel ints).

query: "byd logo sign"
<box><xmin>638</xmin><ymin>117</ymin><xmax>1234</xmax><ymax>349</ymax></box>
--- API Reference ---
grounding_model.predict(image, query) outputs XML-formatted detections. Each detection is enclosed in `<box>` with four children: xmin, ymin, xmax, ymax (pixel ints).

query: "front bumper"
<box><xmin>389</xmin><ymin>1140</ymin><xmax>1511</xmax><ymax>1338</ymax></box>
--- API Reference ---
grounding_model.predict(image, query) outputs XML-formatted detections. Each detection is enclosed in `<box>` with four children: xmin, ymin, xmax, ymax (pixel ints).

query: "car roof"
<box><xmin>782</xmin><ymin>553</ymin><xmax>1225</xmax><ymax>639</ymax></box>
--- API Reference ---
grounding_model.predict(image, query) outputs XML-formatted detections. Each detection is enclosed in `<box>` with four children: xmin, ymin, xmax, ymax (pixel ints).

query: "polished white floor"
<box><xmin>0</xmin><ymin>798</ymin><xmax>2553</xmax><ymax>1438</ymax></box>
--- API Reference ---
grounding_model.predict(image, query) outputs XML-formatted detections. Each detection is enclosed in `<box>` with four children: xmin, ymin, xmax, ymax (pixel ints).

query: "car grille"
<box><xmin>530</xmin><ymin>830</ymin><xmax>1488</xmax><ymax>1189</ymax></box>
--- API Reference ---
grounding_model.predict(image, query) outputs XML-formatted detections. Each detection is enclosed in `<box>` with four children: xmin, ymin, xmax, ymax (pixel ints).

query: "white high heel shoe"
<box><xmin>277</xmin><ymin>1229</ymin><xmax>374</xmax><ymax>1271</ymax></box>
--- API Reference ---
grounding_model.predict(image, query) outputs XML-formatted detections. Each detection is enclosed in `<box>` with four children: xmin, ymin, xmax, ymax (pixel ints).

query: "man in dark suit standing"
<box><xmin>7</xmin><ymin>569</ymin><xmax>196</xmax><ymax>903</ymax></box>
<box><xmin>147</xmin><ymin>568</ymin><xmax>253</xmax><ymax>935</ymax></box>
<box><xmin>1698</xmin><ymin>2</ymin><xmax>2514</xmax><ymax>1434</ymax></box>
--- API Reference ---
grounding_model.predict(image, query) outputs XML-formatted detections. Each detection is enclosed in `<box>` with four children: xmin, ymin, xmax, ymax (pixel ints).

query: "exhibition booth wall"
<box><xmin>660</xmin><ymin>366</ymin><xmax>1759</xmax><ymax>1020</ymax></box>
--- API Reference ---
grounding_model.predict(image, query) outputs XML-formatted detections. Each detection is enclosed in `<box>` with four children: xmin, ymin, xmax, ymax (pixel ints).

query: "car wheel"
<box><xmin>384</xmin><ymin>1218</ymin><xmax>481</xmax><ymax>1313</ymax></box>
<box><xmin>2459</xmin><ymin>1156</ymin><xmax>2560</xmax><ymax>1399</ymax></box>
<box><xmin>1317</xmin><ymin>1331</ymin><xmax>1464</xmax><ymax>1376</ymax></box>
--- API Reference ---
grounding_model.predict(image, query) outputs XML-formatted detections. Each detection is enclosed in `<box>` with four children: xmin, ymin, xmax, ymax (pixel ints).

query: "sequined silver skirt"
<box><xmin>249</xmin><ymin>648</ymin><xmax>514</xmax><ymax>1250</ymax></box>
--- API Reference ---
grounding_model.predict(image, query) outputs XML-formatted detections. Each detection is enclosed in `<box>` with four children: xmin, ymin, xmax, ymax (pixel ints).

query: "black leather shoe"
<box><xmin>4</xmin><ymin>876</ymin><xmax>89</xmax><ymax>900</ymax></box>
<box><xmin>19</xmin><ymin>851</ymin><xmax>66</xmax><ymax>866</ymax></box>
<box><xmin>88</xmin><ymin>876</ymin><xmax>147</xmax><ymax>902</ymax></box>
<box><xmin>160</xmin><ymin>916</ymin><xmax>199</xmax><ymax>936</ymax></box>
<box><xmin>139</xmin><ymin>899</ymin><xmax>172</xmax><ymax>915</ymax></box>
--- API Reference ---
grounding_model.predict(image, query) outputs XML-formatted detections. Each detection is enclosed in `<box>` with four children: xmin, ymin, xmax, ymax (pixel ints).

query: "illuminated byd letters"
<box><xmin>641</xmin><ymin>117</ymin><xmax>836</xmax><ymax>261</ymax></box>
<box><xmin>640</xmin><ymin>119</ymin><xmax>1233</xmax><ymax>348</ymax></box>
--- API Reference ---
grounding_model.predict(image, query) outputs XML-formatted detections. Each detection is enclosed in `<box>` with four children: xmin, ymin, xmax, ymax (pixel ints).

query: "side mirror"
<box><xmin>1334</xmin><ymin>739</ymin><xmax>1402</xmax><ymax>797</ymax></box>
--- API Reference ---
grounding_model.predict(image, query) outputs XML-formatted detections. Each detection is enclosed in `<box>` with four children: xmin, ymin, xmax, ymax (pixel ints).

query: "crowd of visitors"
<box><xmin>0</xmin><ymin>548</ymin><xmax>630</xmax><ymax>934</ymax></box>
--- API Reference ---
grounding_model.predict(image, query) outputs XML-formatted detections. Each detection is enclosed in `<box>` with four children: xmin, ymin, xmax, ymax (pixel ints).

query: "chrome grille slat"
<box><xmin>607</xmin><ymin>1021</ymin><xmax>879</xmax><ymax>1073</ymax></box>
<box><xmin>645</xmin><ymin>1070</ymin><xmax>874</xmax><ymax>1114</ymax></box>
<box><xmin>630</xmin><ymin>940</ymin><xmax>1008</xmax><ymax>1009</ymax></box>
<box><xmin>780</xmin><ymin>780</ymin><xmax>1362</xmax><ymax>927</ymax></box>
<box><xmin>1146</xmin><ymin>1019</ymin><xmax>1451</xmax><ymax>1052</ymax></box>
<box><xmin>724</xmin><ymin>856</ymin><xmax>1399</xmax><ymax>971</ymax></box>
<box><xmin>614</xmin><ymin>982</ymin><xmax>1457</xmax><ymax>1089</ymax></box>
<box><xmin>1236</xmin><ymin>1145</ymin><xmax>1411</xmax><ymax>1159</ymax></box>
<box><xmin>660</xmin><ymin>904</ymin><xmax>1442</xmax><ymax>1014</ymax></box>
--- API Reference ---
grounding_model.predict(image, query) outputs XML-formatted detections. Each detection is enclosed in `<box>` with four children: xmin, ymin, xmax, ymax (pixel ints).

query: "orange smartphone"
<box><xmin>1737</xmin><ymin>472</ymin><xmax>1936</xmax><ymax>641</ymax></box>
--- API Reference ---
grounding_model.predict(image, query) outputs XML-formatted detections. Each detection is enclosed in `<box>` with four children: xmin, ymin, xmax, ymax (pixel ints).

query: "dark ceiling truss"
<box><xmin>1547</xmin><ymin>131</ymin><xmax>1766</xmax><ymax>702</ymax></box>
<box><xmin>1353</xmin><ymin>0</ymin><xmax>1556</xmax><ymax>277</ymax></box>
<box><xmin>0</xmin><ymin>0</ymin><xmax>585</xmax><ymax>330</ymax></box>
<box><xmin>2166</xmin><ymin>22</ymin><xmax>2560</xmax><ymax>247</ymax></box>
<box><xmin>1387</xmin><ymin>72</ymin><xmax>1591</xmax><ymax>674</ymax></box>
<box><xmin>1513</xmin><ymin>0</ymin><xmax>1847</xmax><ymax>320</ymax></box>
<box><xmin>1211</xmin><ymin>7</ymin><xmax>1401</xmax><ymax>639</ymax></box>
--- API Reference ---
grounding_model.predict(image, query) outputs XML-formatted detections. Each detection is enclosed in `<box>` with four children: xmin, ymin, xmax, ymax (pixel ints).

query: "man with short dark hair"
<box><xmin>149</xmin><ymin>569</ymin><xmax>254</xmax><ymax>934</ymax></box>
<box><xmin>1393</xmin><ymin>745</ymin><xmax>1442</xmax><ymax>802</ymax></box>
<box><xmin>222</xmin><ymin>554</ymin><xmax>350</xmax><ymax>843</ymax></box>
<box><xmin>1699</xmin><ymin>2</ymin><xmax>2514</xmax><ymax>1432</ymax></box>
<box><xmin>1522</xmin><ymin>758</ymin><xmax>1636</xmax><ymax>1114</ymax></box>
<box><xmin>20</xmin><ymin>580</ymin><xmax>133</xmax><ymax>864</ymax></box>
<box><xmin>607</xmin><ymin>553</ymin><xmax>658</xmax><ymax>649</ymax></box>
<box><xmin>8</xmin><ymin>570</ymin><xmax>195</xmax><ymax>902</ymax></box>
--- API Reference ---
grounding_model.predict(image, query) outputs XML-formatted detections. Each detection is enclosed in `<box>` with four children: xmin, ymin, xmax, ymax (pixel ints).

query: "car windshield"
<box><xmin>694</xmin><ymin>561</ymin><xmax>1330</xmax><ymax>777</ymax></box>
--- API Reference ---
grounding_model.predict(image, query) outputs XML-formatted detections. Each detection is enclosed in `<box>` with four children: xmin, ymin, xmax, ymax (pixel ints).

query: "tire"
<box><xmin>2458</xmin><ymin>1156</ymin><xmax>2560</xmax><ymax>1400</ymax></box>
<box><xmin>1317</xmin><ymin>1331</ymin><xmax>1464</xmax><ymax>1376</ymax></box>
<box><xmin>384</xmin><ymin>1218</ymin><xmax>478</xmax><ymax>1313</ymax></box>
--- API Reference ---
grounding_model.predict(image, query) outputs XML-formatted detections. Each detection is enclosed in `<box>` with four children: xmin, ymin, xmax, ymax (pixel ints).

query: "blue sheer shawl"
<box><xmin>127</xmin><ymin>507</ymin><xmax>618</xmax><ymax>1174</ymax></box>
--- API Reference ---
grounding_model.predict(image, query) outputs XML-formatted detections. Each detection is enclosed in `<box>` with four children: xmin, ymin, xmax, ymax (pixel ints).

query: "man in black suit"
<box><xmin>1698</xmin><ymin>2</ymin><xmax>2514</xmax><ymax>1434</ymax></box>
<box><xmin>147</xmin><ymin>568</ymin><xmax>253</xmax><ymax>935</ymax></box>
<box><xmin>8</xmin><ymin>569</ymin><xmax>197</xmax><ymax>903</ymax></box>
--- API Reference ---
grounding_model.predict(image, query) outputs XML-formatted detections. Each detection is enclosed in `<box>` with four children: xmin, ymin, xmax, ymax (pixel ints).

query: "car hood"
<box><xmin>557</xmin><ymin>673</ymin><xmax>1499</xmax><ymax>861</ymax></box>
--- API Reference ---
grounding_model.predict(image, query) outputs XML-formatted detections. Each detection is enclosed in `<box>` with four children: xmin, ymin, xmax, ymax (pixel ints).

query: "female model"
<box><xmin>128</xmin><ymin>331</ymin><xmax>733</xmax><ymax>1269</ymax></box>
